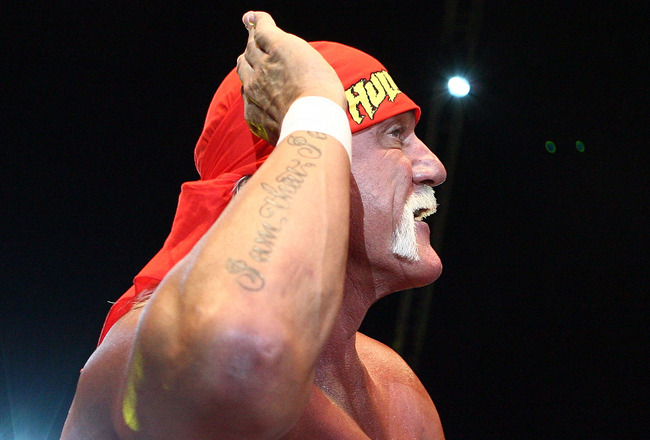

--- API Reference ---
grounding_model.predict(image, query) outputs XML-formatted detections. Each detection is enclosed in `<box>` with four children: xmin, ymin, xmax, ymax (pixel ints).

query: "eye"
<box><xmin>386</xmin><ymin>125</ymin><xmax>406</xmax><ymax>146</ymax></box>
<box><xmin>388</xmin><ymin>126</ymin><xmax>403</xmax><ymax>138</ymax></box>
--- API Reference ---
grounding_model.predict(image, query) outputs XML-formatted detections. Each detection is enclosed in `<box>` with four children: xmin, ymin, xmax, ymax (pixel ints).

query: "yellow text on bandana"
<box><xmin>345</xmin><ymin>70</ymin><xmax>402</xmax><ymax>125</ymax></box>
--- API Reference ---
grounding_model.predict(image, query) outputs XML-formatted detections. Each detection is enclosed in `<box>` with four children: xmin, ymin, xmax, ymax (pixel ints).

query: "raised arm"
<box><xmin>63</xmin><ymin>12</ymin><xmax>350</xmax><ymax>440</ymax></box>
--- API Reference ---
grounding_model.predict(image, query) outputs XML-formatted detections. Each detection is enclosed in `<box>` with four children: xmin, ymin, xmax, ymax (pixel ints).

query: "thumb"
<box><xmin>242</xmin><ymin>11</ymin><xmax>281</xmax><ymax>51</ymax></box>
<box><xmin>242</xmin><ymin>11</ymin><xmax>256</xmax><ymax>30</ymax></box>
<box><xmin>242</xmin><ymin>11</ymin><xmax>277</xmax><ymax>30</ymax></box>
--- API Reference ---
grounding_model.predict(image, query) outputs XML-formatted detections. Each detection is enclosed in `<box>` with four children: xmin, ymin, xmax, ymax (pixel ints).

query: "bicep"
<box><xmin>67</xmin><ymin>298</ymin><xmax>299</xmax><ymax>440</ymax></box>
<box><xmin>62</xmin><ymin>308</ymin><xmax>142</xmax><ymax>440</ymax></box>
<box><xmin>65</xmin><ymin>306</ymin><xmax>238</xmax><ymax>440</ymax></box>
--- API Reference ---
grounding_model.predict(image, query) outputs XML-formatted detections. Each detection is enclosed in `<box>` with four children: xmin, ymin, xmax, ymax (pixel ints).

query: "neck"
<box><xmin>315</xmin><ymin>262</ymin><xmax>388</xmax><ymax>377</ymax></box>
<box><xmin>312</xmin><ymin>269</ymin><xmax>394</xmax><ymax>430</ymax></box>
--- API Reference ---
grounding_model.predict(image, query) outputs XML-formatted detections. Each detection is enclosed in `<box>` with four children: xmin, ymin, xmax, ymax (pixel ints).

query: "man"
<box><xmin>62</xmin><ymin>11</ymin><xmax>447</xmax><ymax>439</ymax></box>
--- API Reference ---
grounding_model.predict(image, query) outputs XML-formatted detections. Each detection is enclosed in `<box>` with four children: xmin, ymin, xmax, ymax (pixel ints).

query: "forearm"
<box><xmin>126</xmin><ymin>131</ymin><xmax>349</xmax><ymax>437</ymax></box>
<box><xmin>167</xmin><ymin>129</ymin><xmax>350</xmax><ymax>354</ymax></box>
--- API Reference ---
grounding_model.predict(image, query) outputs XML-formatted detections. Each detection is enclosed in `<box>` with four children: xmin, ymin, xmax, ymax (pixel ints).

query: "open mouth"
<box><xmin>414</xmin><ymin>206</ymin><xmax>436</xmax><ymax>221</ymax></box>
<box><xmin>407</xmin><ymin>186</ymin><xmax>438</xmax><ymax>222</ymax></box>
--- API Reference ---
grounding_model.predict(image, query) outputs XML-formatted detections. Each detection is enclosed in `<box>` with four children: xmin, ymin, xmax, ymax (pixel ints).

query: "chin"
<box><xmin>409</xmin><ymin>229</ymin><xmax>444</xmax><ymax>286</ymax></box>
<box><xmin>405</xmin><ymin>246</ymin><xmax>442</xmax><ymax>288</ymax></box>
<box><xmin>413</xmin><ymin>221</ymin><xmax>443</xmax><ymax>286</ymax></box>
<box><xmin>418</xmin><ymin>248</ymin><xmax>443</xmax><ymax>285</ymax></box>
<box><xmin>391</xmin><ymin>221</ymin><xmax>443</xmax><ymax>288</ymax></box>
<box><xmin>390</xmin><ymin>250</ymin><xmax>442</xmax><ymax>292</ymax></box>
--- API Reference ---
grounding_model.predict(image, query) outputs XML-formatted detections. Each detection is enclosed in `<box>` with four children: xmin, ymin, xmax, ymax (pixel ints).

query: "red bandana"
<box><xmin>98</xmin><ymin>41</ymin><xmax>420</xmax><ymax>344</ymax></box>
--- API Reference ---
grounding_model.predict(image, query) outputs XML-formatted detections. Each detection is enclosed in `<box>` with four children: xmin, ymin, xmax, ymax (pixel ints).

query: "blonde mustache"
<box><xmin>391</xmin><ymin>186</ymin><xmax>438</xmax><ymax>261</ymax></box>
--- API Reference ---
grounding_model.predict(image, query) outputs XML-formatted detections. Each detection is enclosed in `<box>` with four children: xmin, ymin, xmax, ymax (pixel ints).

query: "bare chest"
<box><xmin>280</xmin><ymin>385</ymin><xmax>426</xmax><ymax>440</ymax></box>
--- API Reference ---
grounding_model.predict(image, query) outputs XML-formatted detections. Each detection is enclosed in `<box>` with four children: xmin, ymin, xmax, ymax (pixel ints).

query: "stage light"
<box><xmin>448</xmin><ymin>76</ymin><xmax>470</xmax><ymax>97</ymax></box>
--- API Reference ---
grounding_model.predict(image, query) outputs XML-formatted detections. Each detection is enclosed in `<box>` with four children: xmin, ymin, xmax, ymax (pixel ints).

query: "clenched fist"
<box><xmin>236</xmin><ymin>11</ymin><xmax>346</xmax><ymax>145</ymax></box>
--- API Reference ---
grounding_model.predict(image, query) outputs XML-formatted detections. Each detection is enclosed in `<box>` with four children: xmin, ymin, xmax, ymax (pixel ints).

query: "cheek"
<box><xmin>389</xmin><ymin>159</ymin><xmax>414</xmax><ymax>213</ymax></box>
<box><xmin>352</xmin><ymin>151</ymin><xmax>412</xmax><ymax>226</ymax></box>
<box><xmin>352</xmin><ymin>164</ymin><xmax>383</xmax><ymax>208</ymax></box>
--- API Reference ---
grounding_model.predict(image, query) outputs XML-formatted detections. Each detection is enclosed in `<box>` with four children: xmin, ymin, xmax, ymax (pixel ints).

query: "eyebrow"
<box><xmin>378</xmin><ymin>111</ymin><xmax>416</xmax><ymax>129</ymax></box>
<box><xmin>394</xmin><ymin>110</ymin><xmax>416</xmax><ymax>127</ymax></box>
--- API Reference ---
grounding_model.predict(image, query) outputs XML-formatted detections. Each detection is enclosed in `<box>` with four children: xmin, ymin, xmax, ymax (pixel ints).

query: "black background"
<box><xmin>2</xmin><ymin>1</ymin><xmax>648</xmax><ymax>439</ymax></box>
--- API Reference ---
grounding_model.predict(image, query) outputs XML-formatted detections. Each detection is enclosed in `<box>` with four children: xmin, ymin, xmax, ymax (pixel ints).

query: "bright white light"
<box><xmin>448</xmin><ymin>76</ymin><xmax>470</xmax><ymax>97</ymax></box>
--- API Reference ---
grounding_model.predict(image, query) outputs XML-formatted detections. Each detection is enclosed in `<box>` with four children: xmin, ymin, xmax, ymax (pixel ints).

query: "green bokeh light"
<box><xmin>545</xmin><ymin>141</ymin><xmax>557</xmax><ymax>153</ymax></box>
<box><xmin>576</xmin><ymin>140</ymin><xmax>585</xmax><ymax>152</ymax></box>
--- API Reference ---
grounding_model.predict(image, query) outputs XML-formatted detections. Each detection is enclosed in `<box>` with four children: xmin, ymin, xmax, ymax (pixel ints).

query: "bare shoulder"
<box><xmin>356</xmin><ymin>332</ymin><xmax>446</xmax><ymax>439</ymax></box>
<box><xmin>355</xmin><ymin>332</ymin><xmax>425</xmax><ymax>389</ymax></box>
<box><xmin>61</xmin><ymin>308</ymin><xmax>142</xmax><ymax>440</ymax></box>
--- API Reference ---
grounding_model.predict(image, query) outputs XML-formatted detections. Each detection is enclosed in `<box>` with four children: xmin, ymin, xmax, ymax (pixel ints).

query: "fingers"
<box><xmin>237</xmin><ymin>11</ymin><xmax>286</xmax><ymax>146</ymax></box>
<box><xmin>236</xmin><ymin>53</ymin><xmax>253</xmax><ymax>87</ymax></box>
<box><xmin>237</xmin><ymin>11</ymin><xmax>277</xmax><ymax>106</ymax></box>
<box><xmin>242</xmin><ymin>11</ymin><xmax>283</xmax><ymax>54</ymax></box>
<box><xmin>237</xmin><ymin>11</ymin><xmax>271</xmax><ymax>81</ymax></box>
<box><xmin>244</xmin><ymin>35</ymin><xmax>264</xmax><ymax>69</ymax></box>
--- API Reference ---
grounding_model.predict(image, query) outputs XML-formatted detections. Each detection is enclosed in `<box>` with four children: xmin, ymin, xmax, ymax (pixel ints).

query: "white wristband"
<box><xmin>278</xmin><ymin>96</ymin><xmax>352</xmax><ymax>161</ymax></box>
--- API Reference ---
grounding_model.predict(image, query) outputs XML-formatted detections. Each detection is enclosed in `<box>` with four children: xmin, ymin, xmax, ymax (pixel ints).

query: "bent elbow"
<box><xmin>182</xmin><ymin>319</ymin><xmax>312</xmax><ymax>433</ymax></box>
<box><xmin>211</xmin><ymin>324</ymin><xmax>290</xmax><ymax>384</ymax></box>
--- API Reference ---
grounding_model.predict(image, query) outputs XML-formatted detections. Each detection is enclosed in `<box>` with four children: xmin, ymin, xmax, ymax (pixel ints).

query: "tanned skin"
<box><xmin>61</xmin><ymin>11</ymin><xmax>446</xmax><ymax>440</ymax></box>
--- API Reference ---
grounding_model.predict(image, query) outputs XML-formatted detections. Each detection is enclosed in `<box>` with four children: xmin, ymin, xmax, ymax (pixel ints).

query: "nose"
<box><xmin>410</xmin><ymin>135</ymin><xmax>447</xmax><ymax>187</ymax></box>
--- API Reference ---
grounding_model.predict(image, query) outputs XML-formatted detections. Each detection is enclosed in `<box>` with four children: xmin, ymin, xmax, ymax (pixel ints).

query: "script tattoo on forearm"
<box><xmin>226</xmin><ymin>258</ymin><xmax>265</xmax><ymax>291</ymax></box>
<box><xmin>227</xmin><ymin>132</ymin><xmax>329</xmax><ymax>291</ymax></box>
<box><xmin>286</xmin><ymin>132</ymin><xmax>323</xmax><ymax>159</ymax></box>
<box><xmin>259</xmin><ymin>159</ymin><xmax>316</xmax><ymax>218</ymax></box>
<box><xmin>249</xmin><ymin>219</ymin><xmax>287</xmax><ymax>263</ymax></box>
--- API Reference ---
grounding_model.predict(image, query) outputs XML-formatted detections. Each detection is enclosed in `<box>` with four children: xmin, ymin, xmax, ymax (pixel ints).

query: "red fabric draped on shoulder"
<box><xmin>98</xmin><ymin>41</ymin><xmax>420</xmax><ymax>345</ymax></box>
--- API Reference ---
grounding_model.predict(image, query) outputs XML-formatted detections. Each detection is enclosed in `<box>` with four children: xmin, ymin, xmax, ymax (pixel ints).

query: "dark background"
<box><xmin>2</xmin><ymin>1</ymin><xmax>648</xmax><ymax>439</ymax></box>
